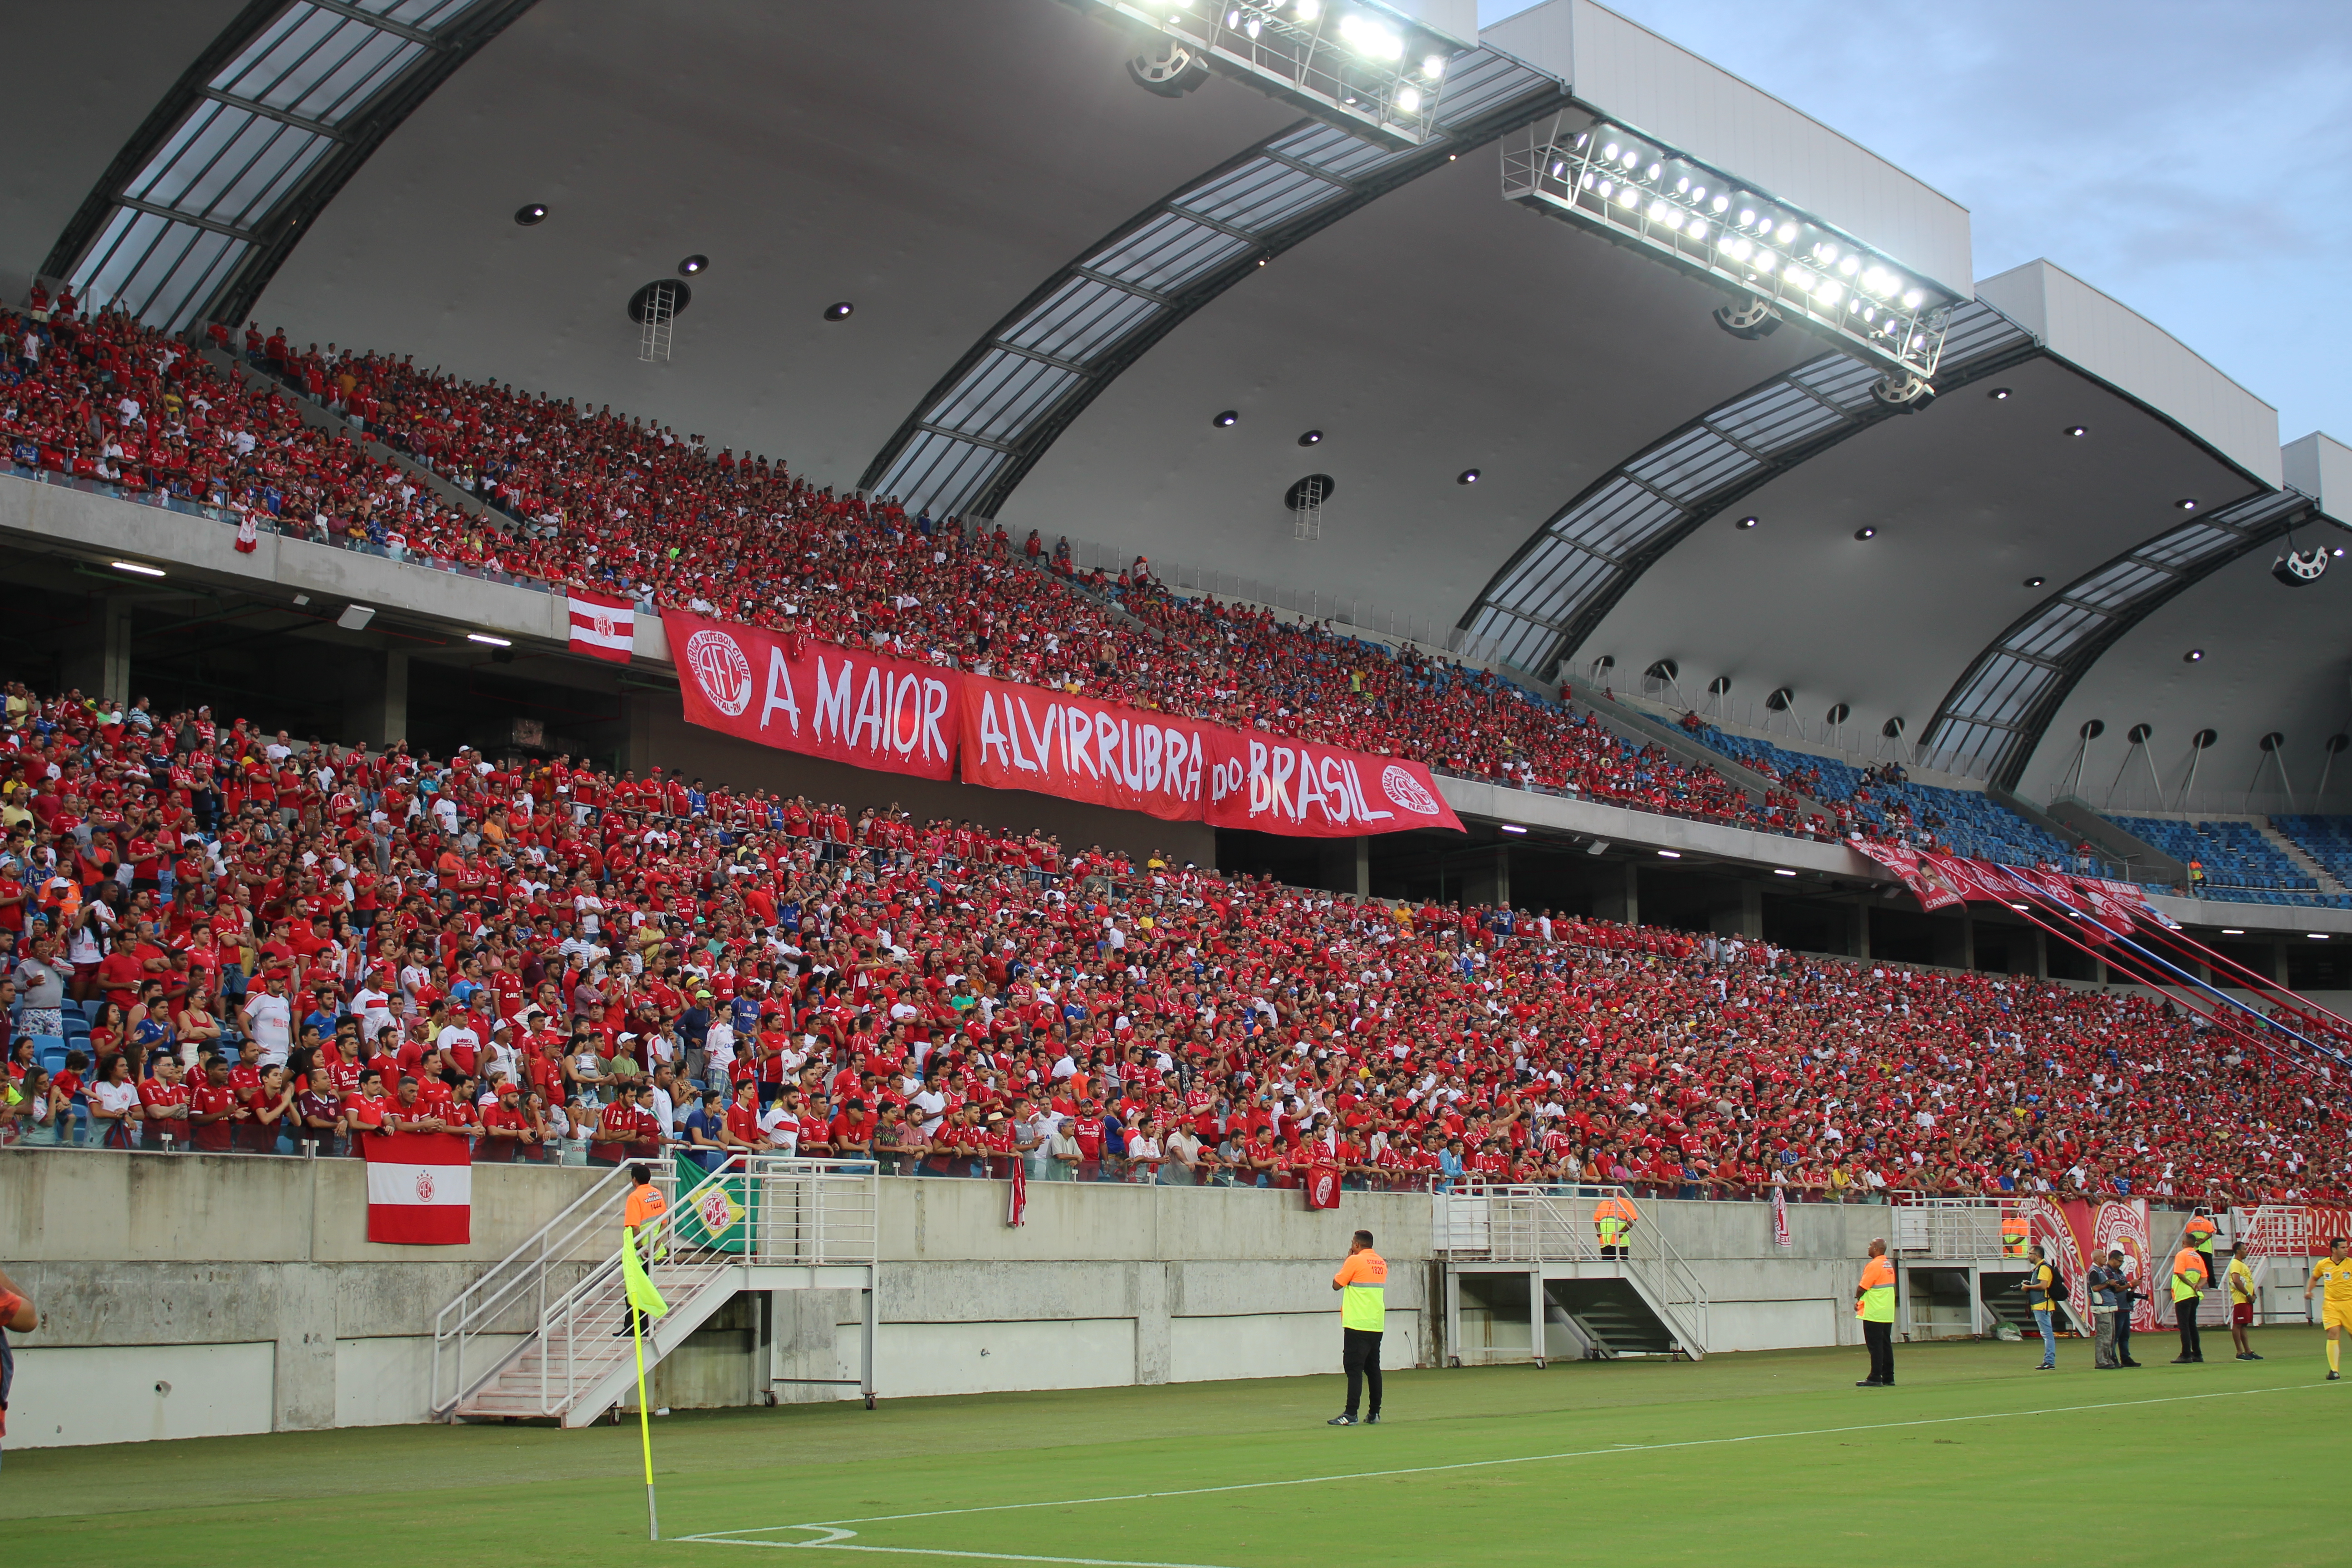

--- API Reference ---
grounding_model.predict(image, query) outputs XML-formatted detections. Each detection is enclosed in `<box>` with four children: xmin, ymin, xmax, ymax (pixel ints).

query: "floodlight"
<box><xmin>1394</xmin><ymin>84</ymin><xmax>1420</xmax><ymax>112</ymax></box>
<box><xmin>1295</xmin><ymin>0</ymin><xmax>1319</xmax><ymax>17</ymax></box>
<box><xmin>1338</xmin><ymin>11</ymin><xmax>1402</xmax><ymax>59</ymax></box>
<box><xmin>337</xmin><ymin>604</ymin><xmax>377</xmax><ymax>631</ymax></box>
<box><xmin>1739</xmin><ymin>207</ymin><xmax>1756</xmax><ymax>225</ymax></box>
<box><xmin>1421</xmin><ymin>54</ymin><xmax>1445</xmax><ymax>78</ymax></box>
<box><xmin>1776</xmin><ymin>222</ymin><xmax>1798</xmax><ymax>243</ymax></box>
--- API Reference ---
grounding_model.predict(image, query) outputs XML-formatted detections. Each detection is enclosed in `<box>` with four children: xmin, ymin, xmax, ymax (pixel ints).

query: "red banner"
<box><xmin>358</xmin><ymin>1130</ymin><xmax>474</xmax><ymax>1245</ymax></box>
<box><xmin>661</xmin><ymin>610</ymin><xmax>959</xmax><ymax>781</ymax></box>
<box><xmin>1305</xmin><ymin>1164</ymin><xmax>1343</xmax><ymax>1209</ymax></box>
<box><xmin>959</xmin><ymin>677</ymin><xmax>1213</xmax><ymax>823</ymax></box>
<box><xmin>2021</xmin><ymin>1196</ymin><xmax>2162</xmax><ymax>1332</ymax></box>
<box><xmin>1856</xmin><ymin>844</ymin><xmax>2173</xmax><ymax>936</ymax></box>
<box><xmin>1850</xmin><ymin>841</ymin><xmax>1962</xmax><ymax>911</ymax></box>
<box><xmin>1205</xmin><ymin>733</ymin><xmax>1463</xmax><ymax>838</ymax></box>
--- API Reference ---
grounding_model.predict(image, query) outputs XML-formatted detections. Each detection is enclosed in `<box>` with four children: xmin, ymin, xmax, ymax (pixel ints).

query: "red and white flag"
<box><xmin>1771</xmin><ymin>1185</ymin><xmax>1791</xmax><ymax>1249</ymax></box>
<box><xmin>1004</xmin><ymin>1159</ymin><xmax>1027</xmax><ymax>1228</ymax></box>
<box><xmin>359</xmin><ymin>1131</ymin><xmax>474</xmax><ymax>1244</ymax></box>
<box><xmin>567</xmin><ymin>588</ymin><xmax>636</xmax><ymax>664</ymax></box>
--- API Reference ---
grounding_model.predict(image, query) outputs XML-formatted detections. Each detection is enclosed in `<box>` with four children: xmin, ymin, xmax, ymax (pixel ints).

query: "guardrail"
<box><xmin>1434</xmin><ymin>1182</ymin><xmax>1708</xmax><ymax>1356</ymax></box>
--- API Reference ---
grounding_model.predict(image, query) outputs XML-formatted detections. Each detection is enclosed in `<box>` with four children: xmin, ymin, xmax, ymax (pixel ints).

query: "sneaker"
<box><xmin>2170</xmin><ymin>1356</ymin><xmax>2195</xmax><ymax>1364</ymax></box>
<box><xmin>1856</xmin><ymin>1379</ymin><xmax>1885</xmax><ymax>1387</ymax></box>
<box><xmin>2247</xmin><ymin>1353</ymin><xmax>2264</xmax><ymax>1361</ymax></box>
<box><xmin>2035</xmin><ymin>1364</ymin><xmax>2055</xmax><ymax>1372</ymax></box>
<box><xmin>2122</xmin><ymin>1360</ymin><xmax>2145</xmax><ymax>1367</ymax></box>
<box><xmin>1363</xmin><ymin>1413</ymin><xmax>1382</xmax><ymax>1424</ymax></box>
<box><xmin>2235</xmin><ymin>1352</ymin><xmax>2258</xmax><ymax>1361</ymax></box>
<box><xmin>2328</xmin><ymin>1371</ymin><xmax>2341</xmax><ymax>1381</ymax></box>
<box><xmin>1327</xmin><ymin>1414</ymin><xmax>1356</xmax><ymax>1426</ymax></box>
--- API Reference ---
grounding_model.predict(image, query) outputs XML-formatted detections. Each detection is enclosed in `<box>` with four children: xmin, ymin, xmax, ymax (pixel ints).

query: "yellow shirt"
<box><xmin>2312</xmin><ymin>1258</ymin><xmax>2352</xmax><ymax>1306</ymax></box>
<box><xmin>2226</xmin><ymin>1258</ymin><xmax>2257</xmax><ymax>1304</ymax></box>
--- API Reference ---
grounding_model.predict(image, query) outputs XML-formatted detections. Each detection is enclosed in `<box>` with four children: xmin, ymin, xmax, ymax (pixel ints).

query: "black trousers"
<box><xmin>1862</xmin><ymin>1319</ymin><xmax>1895</xmax><ymax>1384</ymax></box>
<box><xmin>1342</xmin><ymin>1328</ymin><xmax>1383</xmax><ymax>1417</ymax></box>
<box><xmin>2176</xmin><ymin>1300</ymin><xmax>2201</xmax><ymax>1359</ymax></box>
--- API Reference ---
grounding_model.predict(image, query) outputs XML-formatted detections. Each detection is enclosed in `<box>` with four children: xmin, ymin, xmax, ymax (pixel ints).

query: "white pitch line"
<box><xmin>681</xmin><ymin>1527</ymin><xmax>1241</xmax><ymax>1568</ymax></box>
<box><xmin>681</xmin><ymin>1379</ymin><xmax>2328</xmax><ymax>1555</ymax></box>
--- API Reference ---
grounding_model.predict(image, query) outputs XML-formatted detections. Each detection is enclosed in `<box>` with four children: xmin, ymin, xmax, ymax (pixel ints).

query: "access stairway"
<box><xmin>1435</xmin><ymin>1186</ymin><xmax>1708</xmax><ymax>1364</ymax></box>
<box><xmin>431</xmin><ymin>1156</ymin><xmax>880</xmax><ymax>1427</ymax></box>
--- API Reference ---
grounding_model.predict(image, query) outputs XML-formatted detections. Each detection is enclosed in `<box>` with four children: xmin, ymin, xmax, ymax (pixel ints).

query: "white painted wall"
<box><xmin>1483</xmin><ymin>0</ymin><xmax>1975</xmax><ymax>295</ymax></box>
<box><xmin>10</xmin><ymin>1341</ymin><xmax>276</xmax><ymax>1449</ymax></box>
<box><xmin>1977</xmin><ymin>260</ymin><xmax>2283</xmax><ymax>487</ymax></box>
<box><xmin>2283</xmin><ymin>431</ymin><xmax>2352</xmax><ymax>517</ymax></box>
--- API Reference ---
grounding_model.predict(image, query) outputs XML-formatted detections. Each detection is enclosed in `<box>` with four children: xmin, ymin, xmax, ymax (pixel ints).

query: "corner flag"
<box><xmin>622</xmin><ymin>1228</ymin><xmax>669</xmax><ymax>1319</ymax></box>
<box><xmin>623</xmin><ymin>1224</ymin><xmax>668</xmax><ymax>1541</ymax></box>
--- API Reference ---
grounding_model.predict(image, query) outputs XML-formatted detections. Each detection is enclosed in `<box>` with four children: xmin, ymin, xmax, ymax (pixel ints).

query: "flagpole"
<box><xmin>629</xmin><ymin>1226</ymin><xmax>659</xmax><ymax>1542</ymax></box>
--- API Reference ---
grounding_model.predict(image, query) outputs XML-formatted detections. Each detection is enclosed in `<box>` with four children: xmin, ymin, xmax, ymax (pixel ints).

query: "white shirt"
<box><xmin>911</xmin><ymin>1088</ymin><xmax>947</xmax><ymax>1136</ymax></box>
<box><xmin>350</xmin><ymin>986</ymin><xmax>395</xmax><ymax>1041</ymax></box>
<box><xmin>244</xmin><ymin>992</ymin><xmax>294</xmax><ymax>1065</ymax></box>
<box><xmin>436</xmin><ymin>1022</ymin><xmax>482</xmax><ymax>1061</ymax></box>
<box><xmin>756</xmin><ymin>1103</ymin><xmax>800</xmax><ymax>1152</ymax></box>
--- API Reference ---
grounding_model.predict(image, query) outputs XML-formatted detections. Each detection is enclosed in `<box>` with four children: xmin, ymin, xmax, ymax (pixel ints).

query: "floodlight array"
<box><xmin>1503</xmin><ymin>118</ymin><xmax>1963</xmax><ymax>381</ymax></box>
<box><xmin>1082</xmin><ymin>0</ymin><xmax>1470</xmax><ymax>146</ymax></box>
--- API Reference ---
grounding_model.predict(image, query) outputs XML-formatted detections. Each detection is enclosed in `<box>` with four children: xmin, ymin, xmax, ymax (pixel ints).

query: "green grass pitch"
<box><xmin>6</xmin><ymin>1329</ymin><xmax>2339</xmax><ymax>1568</ymax></box>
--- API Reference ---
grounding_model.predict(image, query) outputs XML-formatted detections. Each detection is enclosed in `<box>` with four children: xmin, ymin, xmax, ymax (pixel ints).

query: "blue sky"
<box><xmin>1477</xmin><ymin>0</ymin><xmax>2352</xmax><ymax>451</ymax></box>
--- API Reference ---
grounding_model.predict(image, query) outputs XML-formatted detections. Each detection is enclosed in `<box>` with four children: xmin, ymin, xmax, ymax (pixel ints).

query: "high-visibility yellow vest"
<box><xmin>2171</xmin><ymin>1248</ymin><xmax>2207</xmax><ymax>1302</ymax></box>
<box><xmin>1858</xmin><ymin>1256</ymin><xmax>1897</xmax><ymax>1323</ymax></box>
<box><xmin>1336</xmin><ymin>1250</ymin><xmax>1387</xmax><ymax>1331</ymax></box>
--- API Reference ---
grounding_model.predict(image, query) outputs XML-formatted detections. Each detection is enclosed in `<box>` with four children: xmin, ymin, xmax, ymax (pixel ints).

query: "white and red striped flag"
<box><xmin>359</xmin><ymin>1131</ymin><xmax>474</xmax><ymax>1245</ymax></box>
<box><xmin>567</xmin><ymin>588</ymin><xmax>636</xmax><ymax>664</ymax></box>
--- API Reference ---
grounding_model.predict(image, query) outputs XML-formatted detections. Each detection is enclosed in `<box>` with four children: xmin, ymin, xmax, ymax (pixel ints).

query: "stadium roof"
<box><xmin>8</xmin><ymin>0</ymin><xmax>2345</xmax><ymax>804</ymax></box>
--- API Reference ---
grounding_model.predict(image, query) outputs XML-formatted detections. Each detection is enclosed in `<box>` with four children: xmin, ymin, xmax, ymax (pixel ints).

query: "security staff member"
<box><xmin>2000</xmin><ymin>1210</ymin><xmax>2030</xmax><ymax>1259</ymax></box>
<box><xmin>2185</xmin><ymin>1209</ymin><xmax>2219</xmax><ymax>1290</ymax></box>
<box><xmin>1328</xmin><ymin>1230</ymin><xmax>1386</xmax><ymax>1426</ymax></box>
<box><xmin>1593</xmin><ymin>1195</ymin><xmax>1638</xmax><ymax>1259</ymax></box>
<box><xmin>2171</xmin><ymin>1239</ymin><xmax>2209</xmax><ymax>1362</ymax></box>
<box><xmin>1854</xmin><ymin>1238</ymin><xmax>1896</xmax><ymax>1387</ymax></box>
<box><xmin>617</xmin><ymin>1161</ymin><xmax>668</xmax><ymax>1338</ymax></box>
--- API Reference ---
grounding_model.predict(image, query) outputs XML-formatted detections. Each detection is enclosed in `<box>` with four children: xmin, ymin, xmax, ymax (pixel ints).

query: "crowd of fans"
<box><xmin>0</xmin><ymin>677</ymin><xmax>2341</xmax><ymax>1210</ymax></box>
<box><xmin>6</xmin><ymin>298</ymin><xmax>1821</xmax><ymax>842</ymax></box>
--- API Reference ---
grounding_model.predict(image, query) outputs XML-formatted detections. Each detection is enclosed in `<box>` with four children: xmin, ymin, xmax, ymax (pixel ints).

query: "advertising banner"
<box><xmin>2022</xmin><ymin>1195</ymin><xmax>2162</xmax><ymax>1333</ymax></box>
<box><xmin>661</xmin><ymin>610</ymin><xmax>960</xmax><ymax>782</ymax></box>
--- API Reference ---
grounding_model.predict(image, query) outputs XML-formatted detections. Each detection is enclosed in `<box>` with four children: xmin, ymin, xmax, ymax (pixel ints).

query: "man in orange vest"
<box><xmin>1593</xmin><ymin>1195</ymin><xmax>1637</xmax><ymax>1259</ymax></box>
<box><xmin>618</xmin><ymin>1162</ymin><xmax>668</xmax><ymax>1339</ymax></box>
<box><xmin>1854</xmin><ymin>1239</ymin><xmax>1896</xmax><ymax>1387</ymax></box>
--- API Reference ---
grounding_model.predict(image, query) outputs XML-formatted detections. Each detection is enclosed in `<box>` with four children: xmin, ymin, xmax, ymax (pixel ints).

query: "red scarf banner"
<box><xmin>1205</xmin><ymin>732</ymin><xmax>1463</xmax><ymax>838</ymax></box>
<box><xmin>661</xmin><ymin>609</ymin><xmax>960</xmax><ymax>782</ymax></box>
<box><xmin>959</xmin><ymin>676</ymin><xmax>1213</xmax><ymax>823</ymax></box>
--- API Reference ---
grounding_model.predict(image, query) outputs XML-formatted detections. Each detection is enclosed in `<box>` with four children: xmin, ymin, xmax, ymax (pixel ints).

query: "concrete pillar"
<box><xmin>59</xmin><ymin>596</ymin><xmax>132</xmax><ymax>708</ymax></box>
<box><xmin>2032</xmin><ymin>925</ymin><xmax>2048</xmax><ymax>980</ymax></box>
<box><xmin>1317</xmin><ymin>836</ymin><xmax>1370</xmax><ymax>897</ymax></box>
<box><xmin>1132</xmin><ymin>1261</ymin><xmax>1171</xmax><ymax>1385</ymax></box>
<box><xmin>1931</xmin><ymin>906</ymin><xmax>1974</xmax><ymax>971</ymax></box>
<box><xmin>1492</xmin><ymin>845</ymin><xmax>1510</xmax><ymax>909</ymax></box>
<box><xmin>1594</xmin><ymin>860</ymin><xmax>1639</xmax><ymax>926</ymax></box>
<box><xmin>1848</xmin><ymin>899</ymin><xmax>1870</xmax><ymax>960</ymax></box>
<box><xmin>346</xmin><ymin>650</ymin><xmax>408</xmax><ymax>750</ymax></box>
<box><xmin>626</xmin><ymin>692</ymin><xmax>657</xmax><ymax>777</ymax></box>
<box><xmin>1711</xmin><ymin>881</ymin><xmax>1764</xmax><ymax>939</ymax></box>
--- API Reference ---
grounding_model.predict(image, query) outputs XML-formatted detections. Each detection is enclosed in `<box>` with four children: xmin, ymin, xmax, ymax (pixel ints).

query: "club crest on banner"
<box><xmin>684</xmin><ymin>629</ymin><xmax>754</xmax><ymax>717</ymax></box>
<box><xmin>1381</xmin><ymin>764</ymin><xmax>1442</xmax><ymax>816</ymax></box>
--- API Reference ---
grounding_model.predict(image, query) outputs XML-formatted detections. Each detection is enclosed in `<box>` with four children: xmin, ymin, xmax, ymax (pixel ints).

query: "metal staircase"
<box><xmin>431</xmin><ymin>1156</ymin><xmax>880</xmax><ymax>1427</ymax></box>
<box><xmin>1435</xmin><ymin>1185</ymin><xmax>1708</xmax><ymax>1362</ymax></box>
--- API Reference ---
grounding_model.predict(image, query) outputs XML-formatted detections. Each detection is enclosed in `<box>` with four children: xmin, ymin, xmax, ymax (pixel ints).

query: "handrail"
<box><xmin>1437</xmin><ymin>1182</ymin><xmax>1709</xmax><ymax>1356</ymax></box>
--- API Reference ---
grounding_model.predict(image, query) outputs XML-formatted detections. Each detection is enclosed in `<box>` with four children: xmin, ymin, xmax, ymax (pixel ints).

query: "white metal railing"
<box><xmin>1891</xmin><ymin>1196</ymin><xmax>2014</xmax><ymax>1260</ymax></box>
<box><xmin>1436</xmin><ymin>1183</ymin><xmax>1709</xmax><ymax>1356</ymax></box>
<box><xmin>430</xmin><ymin>1155</ymin><xmax>878</xmax><ymax>1420</ymax></box>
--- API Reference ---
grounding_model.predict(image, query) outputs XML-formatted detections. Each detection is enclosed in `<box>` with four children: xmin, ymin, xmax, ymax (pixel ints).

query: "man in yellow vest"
<box><xmin>2303</xmin><ymin>1235</ymin><xmax>2352</xmax><ymax>1381</ymax></box>
<box><xmin>2170</xmin><ymin>1239</ymin><xmax>2208</xmax><ymax>1363</ymax></box>
<box><xmin>2000</xmin><ymin>1211</ymin><xmax>2030</xmax><ymax>1259</ymax></box>
<box><xmin>1328</xmin><ymin>1230</ymin><xmax>1386</xmax><ymax>1426</ymax></box>
<box><xmin>1854</xmin><ymin>1238</ymin><xmax>1896</xmax><ymax>1387</ymax></box>
<box><xmin>1594</xmin><ymin>1195</ymin><xmax>1637</xmax><ymax>1259</ymax></box>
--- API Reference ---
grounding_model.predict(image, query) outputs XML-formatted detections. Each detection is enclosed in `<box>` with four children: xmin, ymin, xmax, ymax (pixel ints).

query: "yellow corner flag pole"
<box><xmin>622</xmin><ymin>1223</ymin><xmax>669</xmax><ymax>1541</ymax></box>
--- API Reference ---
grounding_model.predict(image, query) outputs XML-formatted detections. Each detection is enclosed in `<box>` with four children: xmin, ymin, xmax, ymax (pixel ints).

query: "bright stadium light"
<box><xmin>1083</xmin><ymin>0</ymin><xmax>1466</xmax><ymax>145</ymax></box>
<box><xmin>1501</xmin><ymin>115</ymin><xmax>1964</xmax><ymax>382</ymax></box>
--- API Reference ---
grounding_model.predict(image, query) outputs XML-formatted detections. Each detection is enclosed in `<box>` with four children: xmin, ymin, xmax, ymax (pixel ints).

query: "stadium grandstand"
<box><xmin>5</xmin><ymin>2</ymin><xmax>2351</xmax><ymax>1560</ymax></box>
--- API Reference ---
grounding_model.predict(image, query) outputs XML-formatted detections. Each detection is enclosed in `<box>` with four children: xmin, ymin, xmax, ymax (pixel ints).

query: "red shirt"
<box><xmin>189</xmin><ymin>1081</ymin><xmax>239</xmax><ymax>1152</ymax></box>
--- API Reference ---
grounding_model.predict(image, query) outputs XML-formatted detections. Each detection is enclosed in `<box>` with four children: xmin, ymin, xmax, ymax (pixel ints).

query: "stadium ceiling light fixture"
<box><xmin>2311</xmin><ymin>933</ymin><xmax>2332</xmax><ymax>940</ymax></box>
<box><xmin>2066</xmin><ymin>425</ymin><xmax>2089</xmax><ymax>437</ymax></box>
<box><xmin>2175</xmin><ymin>498</ymin><xmax>2199</xmax><ymax>511</ymax></box>
<box><xmin>1457</xmin><ymin>467</ymin><xmax>1480</xmax><ymax>484</ymax></box>
<box><xmin>468</xmin><ymin>632</ymin><xmax>513</xmax><ymax>647</ymax></box>
<box><xmin>678</xmin><ymin>255</ymin><xmax>709</xmax><ymax>276</ymax></box>
<box><xmin>1085</xmin><ymin>0</ymin><xmax>1468</xmax><ymax>146</ymax></box>
<box><xmin>2221</xmin><ymin>928</ymin><xmax>2245</xmax><ymax>936</ymax></box>
<box><xmin>1502</xmin><ymin>116</ymin><xmax>1961</xmax><ymax>387</ymax></box>
<box><xmin>1213</xmin><ymin>410</ymin><xmax>1240</xmax><ymax>428</ymax></box>
<box><xmin>2183</xmin><ymin>648</ymin><xmax>2205</xmax><ymax>662</ymax></box>
<box><xmin>824</xmin><ymin>302</ymin><xmax>854</xmax><ymax>322</ymax></box>
<box><xmin>1773</xmin><ymin>867</ymin><xmax>1797</xmax><ymax>877</ymax></box>
<box><xmin>1988</xmin><ymin>387</ymin><xmax>2012</xmax><ymax>401</ymax></box>
<box><xmin>1736</xmin><ymin>515</ymin><xmax>1759</xmax><ymax>529</ymax></box>
<box><xmin>1499</xmin><ymin>823</ymin><xmax>1527</xmax><ymax>833</ymax></box>
<box><xmin>1854</xmin><ymin>526</ymin><xmax>1878</xmax><ymax>540</ymax></box>
<box><xmin>1656</xmin><ymin>848</ymin><xmax>1682</xmax><ymax>858</ymax></box>
<box><xmin>1298</xmin><ymin>429</ymin><xmax>1323</xmax><ymax>446</ymax></box>
<box><xmin>111</xmin><ymin>559</ymin><xmax>166</xmax><ymax>577</ymax></box>
<box><xmin>2023</xmin><ymin>575</ymin><xmax>2046</xmax><ymax>587</ymax></box>
<box><xmin>514</xmin><ymin>203</ymin><xmax>548</xmax><ymax>226</ymax></box>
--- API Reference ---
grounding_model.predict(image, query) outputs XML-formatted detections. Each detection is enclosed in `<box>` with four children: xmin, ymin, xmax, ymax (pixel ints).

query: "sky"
<box><xmin>1476</xmin><ymin>0</ymin><xmax>2352</xmax><ymax>452</ymax></box>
